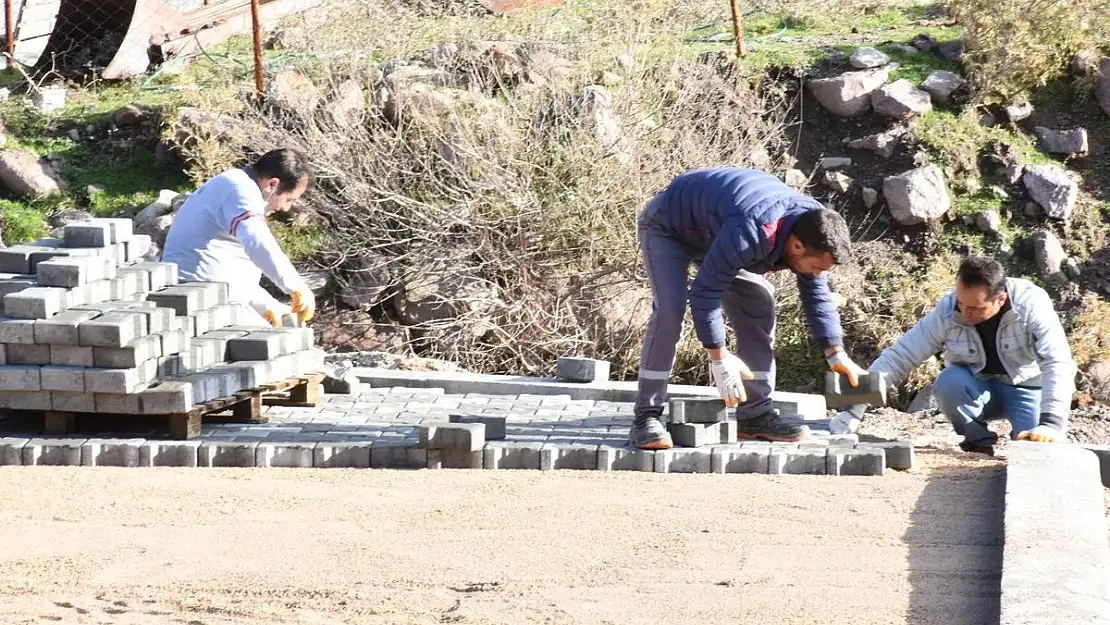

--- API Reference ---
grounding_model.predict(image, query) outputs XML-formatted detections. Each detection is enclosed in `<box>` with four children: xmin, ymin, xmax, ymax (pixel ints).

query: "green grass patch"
<box><xmin>916</xmin><ymin>109</ymin><xmax>1054</xmax><ymax>168</ymax></box>
<box><xmin>270</xmin><ymin>222</ymin><xmax>329</xmax><ymax>264</ymax></box>
<box><xmin>0</xmin><ymin>199</ymin><xmax>50</xmax><ymax>245</ymax></box>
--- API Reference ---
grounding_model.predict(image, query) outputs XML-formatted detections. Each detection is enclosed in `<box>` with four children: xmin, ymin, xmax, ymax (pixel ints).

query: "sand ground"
<box><xmin>0</xmin><ymin>450</ymin><xmax>1003</xmax><ymax>625</ymax></box>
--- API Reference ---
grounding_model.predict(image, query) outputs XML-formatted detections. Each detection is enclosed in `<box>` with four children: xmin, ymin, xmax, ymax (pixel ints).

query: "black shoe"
<box><xmin>736</xmin><ymin>410</ymin><xmax>808</xmax><ymax>442</ymax></box>
<box><xmin>960</xmin><ymin>441</ymin><xmax>996</xmax><ymax>456</ymax></box>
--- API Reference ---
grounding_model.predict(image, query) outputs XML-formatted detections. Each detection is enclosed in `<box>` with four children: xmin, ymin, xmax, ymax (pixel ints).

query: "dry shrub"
<box><xmin>951</xmin><ymin>0</ymin><xmax>1110</xmax><ymax>101</ymax></box>
<box><xmin>1067</xmin><ymin>293</ymin><xmax>1110</xmax><ymax>369</ymax></box>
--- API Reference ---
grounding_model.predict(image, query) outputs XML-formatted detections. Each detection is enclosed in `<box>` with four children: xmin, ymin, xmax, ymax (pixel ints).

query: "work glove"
<box><xmin>1016</xmin><ymin>425</ymin><xmax>1061</xmax><ymax>443</ymax></box>
<box><xmin>827</xmin><ymin>350</ymin><xmax>867</xmax><ymax>388</ymax></box>
<box><xmin>290</xmin><ymin>288</ymin><xmax>316</xmax><ymax>324</ymax></box>
<box><xmin>709</xmin><ymin>351</ymin><xmax>755</xmax><ymax>408</ymax></box>
<box><xmin>828</xmin><ymin>410</ymin><xmax>861</xmax><ymax>435</ymax></box>
<box><xmin>262</xmin><ymin>302</ymin><xmax>294</xmax><ymax>328</ymax></box>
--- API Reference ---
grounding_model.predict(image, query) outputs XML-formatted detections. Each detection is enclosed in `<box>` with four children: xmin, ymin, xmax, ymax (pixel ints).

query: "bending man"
<box><xmin>630</xmin><ymin>167</ymin><xmax>866</xmax><ymax>450</ymax></box>
<box><xmin>163</xmin><ymin>148</ymin><xmax>317</xmax><ymax>327</ymax></box>
<box><xmin>830</xmin><ymin>256</ymin><xmax>1076</xmax><ymax>453</ymax></box>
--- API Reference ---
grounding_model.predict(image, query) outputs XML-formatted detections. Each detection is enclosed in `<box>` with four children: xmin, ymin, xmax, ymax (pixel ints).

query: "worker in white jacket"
<box><xmin>162</xmin><ymin>148</ymin><xmax>316</xmax><ymax>327</ymax></box>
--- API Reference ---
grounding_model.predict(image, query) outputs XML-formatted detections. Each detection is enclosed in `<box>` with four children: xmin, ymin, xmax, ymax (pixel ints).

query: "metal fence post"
<box><xmin>729</xmin><ymin>0</ymin><xmax>746</xmax><ymax>57</ymax></box>
<box><xmin>250</xmin><ymin>0</ymin><xmax>265</xmax><ymax>95</ymax></box>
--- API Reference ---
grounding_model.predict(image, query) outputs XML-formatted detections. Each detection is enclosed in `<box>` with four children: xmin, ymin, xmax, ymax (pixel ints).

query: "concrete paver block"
<box><xmin>448</xmin><ymin>414</ymin><xmax>507</xmax><ymax>439</ymax></box>
<box><xmin>198</xmin><ymin>441</ymin><xmax>258</xmax><ymax>467</ymax></box>
<box><xmin>426</xmin><ymin>449</ymin><xmax>483</xmax><ymax>469</ymax></box>
<box><xmin>369</xmin><ymin>440</ymin><xmax>426</xmax><ymax>469</ymax></box>
<box><xmin>22</xmin><ymin>438</ymin><xmax>87</xmax><ymax>466</ymax></box>
<box><xmin>210</xmin><ymin>303</ymin><xmax>238</xmax><ymax>329</ymax></box>
<box><xmin>139</xmin><ymin>381</ymin><xmax>194</xmax><ymax>414</ymax></box>
<box><xmin>146</xmin><ymin>286</ymin><xmax>202</xmax><ymax>316</ymax></box>
<box><xmin>0</xmin><ymin>317</ymin><xmax>37</xmax><ymax>343</ymax></box>
<box><xmin>93</xmin><ymin>218</ymin><xmax>133</xmax><ymax>243</ymax></box>
<box><xmin>85</xmin><ymin>359</ymin><xmax>157</xmax><ymax>394</ymax></box>
<box><xmin>825</xmin><ymin>371</ymin><xmax>888</xmax><ymax>409</ymax></box>
<box><xmin>0</xmin><ymin>437</ymin><xmax>29</xmax><ymax>465</ymax></box>
<box><xmin>0</xmin><ymin>247</ymin><xmax>37</xmax><ymax>274</ymax></box>
<box><xmin>556</xmin><ymin>356</ymin><xmax>611</xmax><ymax>382</ymax></box>
<box><xmin>0</xmin><ymin>365</ymin><xmax>41</xmax><ymax>391</ymax></box>
<box><xmin>827</xmin><ymin>448</ymin><xmax>885</xmax><ymax>476</ymax></box>
<box><xmin>711</xmin><ymin>444</ymin><xmax>771</xmax><ymax>473</ymax></box>
<box><xmin>63</xmin><ymin>222</ymin><xmax>112</xmax><ymax>248</ymax></box>
<box><xmin>78</xmin><ymin>311</ymin><xmax>146</xmax><ymax>347</ymax></box>
<box><xmin>0</xmin><ymin>276</ymin><xmax>36</xmax><ymax>298</ymax></box>
<box><xmin>50</xmin><ymin>345</ymin><xmax>94</xmax><ymax>367</ymax></box>
<box><xmin>866</xmin><ymin>441</ymin><xmax>915</xmax><ymax>470</ymax></box>
<box><xmin>40</xmin><ymin>365</ymin><xmax>86</xmax><ymax>391</ymax></box>
<box><xmin>483</xmin><ymin>442</ymin><xmax>543</xmax><ymax>469</ymax></box>
<box><xmin>597</xmin><ymin>446</ymin><xmax>655</xmax><ymax>471</ymax></box>
<box><xmin>540</xmin><ymin>443</ymin><xmax>599</xmax><ymax>470</ymax></box>
<box><xmin>51</xmin><ymin>390</ymin><xmax>96</xmax><ymax>412</ymax></box>
<box><xmin>668</xmin><ymin>398</ymin><xmax>728</xmax><ymax>424</ymax></box>
<box><xmin>419</xmin><ymin>422</ymin><xmax>485</xmax><ymax>451</ymax></box>
<box><xmin>94</xmin><ymin>392</ymin><xmax>143</xmax><ymax>414</ymax></box>
<box><xmin>772</xmin><ymin>448</ymin><xmax>828</xmax><ymax>475</ymax></box>
<box><xmin>226</xmin><ymin>333</ymin><xmax>285</xmax><ymax>361</ymax></box>
<box><xmin>141</xmin><ymin>441</ymin><xmax>202</xmax><ymax>467</ymax></box>
<box><xmin>256</xmin><ymin>442</ymin><xmax>317</xmax><ymax>468</ymax></box>
<box><xmin>33</xmin><ymin>309</ymin><xmax>100</xmax><ymax>345</ymax></box>
<box><xmin>81</xmin><ymin>438</ymin><xmax>145</xmax><ymax>467</ymax></box>
<box><xmin>314</xmin><ymin>442</ymin><xmax>372</xmax><ymax>468</ymax></box>
<box><xmin>179</xmin><ymin>281</ymin><xmax>229</xmax><ymax>307</ymax></box>
<box><xmin>36</xmin><ymin>257</ymin><xmax>101</xmax><ymax>287</ymax></box>
<box><xmin>114</xmin><ymin>306</ymin><xmax>174</xmax><ymax>337</ymax></box>
<box><xmin>1</xmin><ymin>390</ymin><xmax>53</xmax><ymax>410</ymax></box>
<box><xmin>156</xmin><ymin>353</ymin><xmax>190</xmax><ymax>377</ymax></box>
<box><xmin>123</xmin><ymin>234</ymin><xmax>152</xmax><ymax>263</ymax></box>
<box><xmin>654</xmin><ymin>448</ymin><xmax>713</xmax><ymax>473</ymax></box>
<box><xmin>93</xmin><ymin>334</ymin><xmax>162</xmax><ymax>368</ymax></box>
<box><xmin>157</xmin><ymin>328</ymin><xmax>191</xmax><ymax>356</ymax></box>
<box><xmin>118</xmin><ymin>267</ymin><xmax>152</xmax><ymax>293</ymax></box>
<box><xmin>668</xmin><ymin>422</ymin><xmax>713</xmax><ymax>448</ymax></box>
<box><xmin>134</xmin><ymin>262</ymin><xmax>179</xmax><ymax>290</ymax></box>
<box><xmin>4</xmin><ymin>287</ymin><xmax>66</xmax><ymax>319</ymax></box>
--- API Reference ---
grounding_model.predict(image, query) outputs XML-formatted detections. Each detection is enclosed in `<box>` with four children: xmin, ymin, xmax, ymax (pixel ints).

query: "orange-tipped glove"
<box><xmin>827</xmin><ymin>350</ymin><xmax>867</xmax><ymax>388</ymax></box>
<box><xmin>262</xmin><ymin>302</ymin><xmax>293</xmax><ymax>328</ymax></box>
<box><xmin>290</xmin><ymin>288</ymin><xmax>316</xmax><ymax>324</ymax></box>
<box><xmin>1016</xmin><ymin>425</ymin><xmax>1061</xmax><ymax>443</ymax></box>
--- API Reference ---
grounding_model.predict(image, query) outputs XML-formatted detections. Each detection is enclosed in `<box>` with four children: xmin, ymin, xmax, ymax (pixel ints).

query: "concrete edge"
<box><xmin>352</xmin><ymin>367</ymin><xmax>828</xmax><ymax>418</ymax></box>
<box><xmin>0</xmin><ymin>436</ymin><xmax>910</xmax><ymax>474</ymax></box>
<box><xmin>1000</xmin><ymin>442</ymin><xmax>1110</xmax><ymax>624</ymax></box>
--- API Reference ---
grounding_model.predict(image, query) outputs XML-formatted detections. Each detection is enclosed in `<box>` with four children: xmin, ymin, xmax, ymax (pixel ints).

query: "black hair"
<box><xmin>251</xmin><ymin>148</ymin><xmax>315</xmax><ymax>194</ymax></box>
<box><xmin>957</xmin><ymin>256</ymin><xmax>1007</xmax><ymax>297</ymax></box>
<box><xmin>792</xmin><ymin>208</ymin><xmax>852</xmax><ymax>263</ymax></box>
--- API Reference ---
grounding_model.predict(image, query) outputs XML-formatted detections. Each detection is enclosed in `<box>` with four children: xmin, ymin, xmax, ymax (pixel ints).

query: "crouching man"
<box><xmin>630</xmin><ymin>166</ymin><xmax>867</xmax><ymax>450</ymax></box>
<box><xmin>162</xmin><ymin>148</ymin><xmax>317</xmax><ymax>327</ymax></box>
<box><xmin>830</xmin><ymin>256</ymin><xmax>1076</xmax><ymax>453</ymax></box>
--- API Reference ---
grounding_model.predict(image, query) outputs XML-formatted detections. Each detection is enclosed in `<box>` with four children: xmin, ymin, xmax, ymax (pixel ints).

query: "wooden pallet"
<box><xmin>41</xmin><ymin>372</ymin><xmax>326</xmax><ymax>440</ymax></box>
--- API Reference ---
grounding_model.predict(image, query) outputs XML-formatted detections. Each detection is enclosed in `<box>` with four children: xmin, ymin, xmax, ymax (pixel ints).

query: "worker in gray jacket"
<box><xmin>830</xmin><ymin>256</ymin><xmax>1076</xmax><ymax>453</ymax></box>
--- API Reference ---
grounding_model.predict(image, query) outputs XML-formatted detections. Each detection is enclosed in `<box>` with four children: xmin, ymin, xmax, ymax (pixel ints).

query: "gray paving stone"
<box><xmin>40</xmin><ymin>365</ymin><xmax>85</xmax><ymax>391</ymax></box>
<box><xmin>49</xmin><ymin>345</ymin><xmax>94</xmax><ymax>367</ymax></box>
<box><xmin>0</xmin><ymin>247</ymin><xmax>38</xmax><ymax>274</ymax></box>
<box><xmin>85</xmin><ymin>359</ymin><xmax>157</xmax><ymax>394</ymax></box>
<box><xmin>540</xmin><ymin>443</ymin><xmax>599</xmax><ymax>470</ymax></box>
<box><xmin>866</xmin><ymin>441</ymin><xmax>915</xmax><ymax>470</ymax></box>
<box><xmin>134</xmin><ymin>262</ymin><xmax>179</xmax><ymax>291</ymax></box>
<box><xmin>33</xmin><ymin>309</ymin><xmax>100</xmax><ymax>345</ymax></box>
<box><xmin>654</xmin><ymin>448</ymin><xmax>713</xmax><ymax>473</ymax></box>
<box><xmin>556</xmin><ymin>356</ymin><xmax>610</xmax><ymax>382</ymax></box>
<box><xmin>78</xmin><ymin>311</ymin><xmax>146</xmax><ymax>348</ymax></box>
<box><xmin>22</xmin><ymin>438</ymin><xmax>87</xmax><ymax>466</ymax></box>
<box><xmin>140</xmin><ymin>441</ymin><xmax>202</xmax><ymax>467</ymax></box>
<box><xmin>483</xmin><ymin>442</ymin><xmax>543</xmax><ymax>469</ymax></box>
<box><xmin>597</xmin><ymin>446</ymin><xmax>655</xmax><ymax>471</ymax></box>
<box><xmin>0</xmin><ymin>437</ymin><xmax>29</xmax><ymax>465</ymax></box>
<box><xmin>256</xmin><ymin>442</ymin><xmax>317</xmax><ymax>468</ymax></box>
<box><xmin>668</xmin><ymin>422</ymin><xmax>716</xmax><ymax>448</ymax></box>
<box><xmin>4</xmin><ymin>287</ymin><xmax>66</xmax><ymax>319</ymax></box>
<box><xmin>82</xmin><ymin>438</ymin><xmax>146</xmax><ymax>467</ymax></box>
<box><xmin>426</xmin><ymin>449</ymin><xmax>483</xmax><ymax>469</ymax></box>
<box><xmin>198</xmin><ymin>441</ymin><xmax>258</xmax><ymax>467</ymax></box>
<box><xmin>0</xmin><ymin>317</ymin><xmax>36</xmax><ymax>343</ymax></box>
<box><xmin>369</xmin><ymin>440</ymin><xmax>426</xmax><ymax>469</ymax></box>
<box><xmin>0</xmin><ymin>390</ymin><xmax>52</xmax><ymax>410</ymax></box>
<box><xmin>0</xmin><ymin>365</ymin><xmax>41</xmax><ymax>391</ymax></box>
<box><xmin>51</xmin><ymin>390</ymin><xmax>96</xmax><ymax>412</ymax></box>
<box><xmin>418</xmin><ymin>422</ymin><xmax>485</xmax><ymax>451</ymax></box>
<box><xmin>314</xmin><ymin>442</ymin><xmax>372</xmax><ymax>468</ymax></box>
<box><xmin>447</xmin><ymin>414</ymin><xmax>507</xmax><ymax>440</ymax></box>
<box><xmin>36</xmin><ymin>257</ymin><xmax>99</xmax><ymax>287</ymax></box>
<box><xmin>94</xmin><ymin>392</ymin><xmax>143</xmax><ymax>414</ymax></box>
<box><xmin>225</xmin><ymin>333</ymin><xmax>284</xmax><ymax>361</ymax></box>
<box><xmin>827</xmin><ymin>447</ymin><xmax>885</xmax><ymax>476</ymax></box>
<box><xmin>668</xmin><ymin>398</ymin><xmax>728</xmax><ymax>424</ymax></box>
<box><xmin>146</xmin><ymin>286</ymin><xmax>202</xmax><ymax>316</ymax></box>
<box><xmin>139</xmin><ymin>381</ymin><xmax>194</xmax><ymax>414</ymax></box>
<box><xmin>93</xmin><ymin>334</ymin><xmax>162</xmax><ymax>369</ymax></box>
<box><xmin>64</xmin><ymin>222</ymin><xmax>112</xmax><ymax>248</ymax></box>
<box><xmin>712</xmin><ymin>445</ymin><xmax>771</xmax><ymax>474</ymax></box>
<box><xmin>118</xmin><ymin>267</ymin><xmax>152</xmax><ymax>292</ymax></box>
<box><xmin>6</xmin><ymin>343</ymin><xmax>51</xmax><ymax>365</ymax></box>
<box><xmin>157</xmin><ymin>328</ymin><xmax>191</xmax><ymax>357</ymax></box>
<box><xmin>773</xmin><ymin>448</ymin><xmax>828</xmax><ymax>475</ymax></box>
<box><xmin>178</xmin><ymin>281</ymin><xmax>228</xmax><ymax>308</ymax></box>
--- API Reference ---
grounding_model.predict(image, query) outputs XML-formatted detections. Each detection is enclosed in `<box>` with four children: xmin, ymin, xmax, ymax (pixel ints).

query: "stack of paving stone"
<box><xmin>665</xmin><ymin>398</ymin><xmax>738</xmax><ymax>447</ymax></box>
<box><xmin>0</xmin><ymin>218</ymin><xmax>324</xmax><ymax>417</ymax></box>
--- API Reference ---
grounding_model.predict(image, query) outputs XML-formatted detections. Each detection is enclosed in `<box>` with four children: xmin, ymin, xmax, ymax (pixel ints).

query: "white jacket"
<box><xmin>162</xmin><ymin>168</ymin><xmax>305</xmax><ymax>316</ymax></box>
<box><xmin>869</xmin><ymin>277</ymin><xmax>1076</xmax><ymax>430</ymax></box>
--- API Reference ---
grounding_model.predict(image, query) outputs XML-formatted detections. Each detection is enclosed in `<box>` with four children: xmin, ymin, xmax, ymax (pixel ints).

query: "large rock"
<box><xmin>848</xmin><ymin>127</ymin><xmax>904</xmax><ymax>158</ymax></box>
<box><xmin>326</xmin><ymin>80</ymin><xmax>367</xmax><ymax>127</ymax></box>
<box><xmin>393</xmin><ymin>255</ymin><xmax>502</xmax><ymax>335</ymax></box>
<box><xmin>1086</xmin><ymin>360</ymin><xmax>1110</xmax><ymax>404</ymax></box>
<box><xmin>383</xmin><ymin>64</ymin><xmax>465</xmax><ymax>90</ymax></box>
<box><xmin>1034</xmin><ymin>127</ymin><xmax>1089</xmax><ymax>156</ymax></box>
<box><xmin>807</xmin><ymin>66</ymin><xmax>892</xmax><ymax>118</ymax></box>
<box><xmin>134</xmin><ymin>189</ymin><xmax>182</xmax><ymax>226</ymax></box>
<box><xmin>882</xmin><ymin>165</ymin><xmax>950</xmax><ymax>225</ymax></box>
<box><xmin>265</xmin><ymin>71</ymin><xmax>321</xmax><ymax>114</ymax></box>
<box><xmin>341</xmin><ymin>253</ymin><xmax>395</xmax><ymax>311</ymax></box>
<box><xmin>1023</xmin><ymin>164</ymin><xmax>1078</xmax><ymax>220</ymax></box>
<box><xmin>1033</xmin><ymin>229</ymin><xmax>1067</xmax><ymax>281</ymax></box>
<box><xmin>135</xmin><ymin>214</ymin><xmax>174</xmax><ymax>249</ymax></box>
<box><xmin>0</xmin><ymin>149</ymin><xmax>65</xmax><ymax>199</ymax></box>
<box><xmin>974</xmin><ymin>210</ymin><xmax>1002</xmax><ymax>235</ymax></box>
<box><xmin>850</xmin><ymin>47</ymin><xmax>889</xmax><ymax>69</ymax></box>
<box><xmin>1096</xmin><ymin>58</ymin><xmax>1110</xmax><ymax>116</ymax></box>
<box><xmin>921</xmin><ymin>70</ymin><xmax>963</xmax><ymax>103</ymax></box>
<box><xmin>871</xmin><ymin>79</ymin><xmax>932</xmax><ymax>119</ymax></box>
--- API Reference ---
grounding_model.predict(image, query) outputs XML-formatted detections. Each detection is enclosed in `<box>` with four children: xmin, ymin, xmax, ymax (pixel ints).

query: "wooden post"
<box><xmin>729</xmin><ymin>0</ymin><xmax>746</xmax><ymax>58</ymax></box>
<box><xmin>4</xmin><ymin>0</ymin><xmax>13</xmax><ymax>69</ymax></box>
<box><xmin>249</xmin><ymin>0</ymin><xmax>265</xmax><ymax>95</ymax></box>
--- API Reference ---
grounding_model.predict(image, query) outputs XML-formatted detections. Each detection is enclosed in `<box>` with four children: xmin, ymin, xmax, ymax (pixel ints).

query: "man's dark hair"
<box><xmin>957</xmin><ymin>256</ymin><xmax>1007</xmax><ymax>297</ymax></box>
<box><xmin>251</xmin><ymin>148</ymin><xmax>315</xmax><ymax>193</ymax></box>
<box><xmin>792</xmin><ymin>208</ymin><xmax>852</xmax><ymax>263</ymax></box>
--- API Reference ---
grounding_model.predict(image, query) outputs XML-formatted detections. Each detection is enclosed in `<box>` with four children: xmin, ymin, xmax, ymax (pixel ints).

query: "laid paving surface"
<box><xmin>0</xmin><ymin>450</ymin><xmax>1002</xmax><ymax>625</ymax></box>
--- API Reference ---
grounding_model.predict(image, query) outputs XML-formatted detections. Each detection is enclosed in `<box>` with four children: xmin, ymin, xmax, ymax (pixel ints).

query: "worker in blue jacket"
<box><xmin>630</xmin><ymin>167</ymin><xmax>867</xmax><ymax>449</ymax></box>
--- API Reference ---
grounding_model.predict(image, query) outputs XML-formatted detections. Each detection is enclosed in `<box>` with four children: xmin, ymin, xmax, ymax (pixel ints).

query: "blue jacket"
<box><xmin>654</xmin><ymin>167</ymin><xmax>844</xmax><ymax>350</ymax></box>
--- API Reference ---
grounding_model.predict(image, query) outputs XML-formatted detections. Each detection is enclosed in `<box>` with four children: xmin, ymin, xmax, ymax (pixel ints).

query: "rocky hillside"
<box><xmin>0</xmin><ymin>0</ymin><xmax>1106</xmax><ymax>413</ymax></box>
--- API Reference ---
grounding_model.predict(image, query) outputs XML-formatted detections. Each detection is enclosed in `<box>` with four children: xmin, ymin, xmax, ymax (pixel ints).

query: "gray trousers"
<box><xmin>634</xmin><ymin>199</ymin><xmax>777</xmax><ymax>420</ymax></box>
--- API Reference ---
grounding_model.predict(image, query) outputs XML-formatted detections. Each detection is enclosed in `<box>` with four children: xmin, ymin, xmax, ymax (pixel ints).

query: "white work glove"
<box><xmin>829</xmin><ymin>410</ymin><xmax>861</xmax><ymax>435</ymax></box>
<box><xmin>827</xmin><ymin>350</ymin><xmax>867</xmax><ymax>387</ymax></box>
<box><xmin>709</xmin><ymin>352</ymin><xmax>754</xmax><ymax>407</ymax></box>
<box><xmin>1016</xmin><ymin>425</ymin><xmax>1062</xmax><ymax>443</ymax></box>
